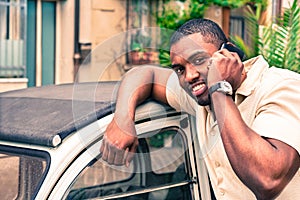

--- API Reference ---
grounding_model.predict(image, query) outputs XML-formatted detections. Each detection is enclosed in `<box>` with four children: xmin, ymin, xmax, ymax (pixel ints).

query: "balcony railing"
<box><xmin>0</xmin><ymin>0</ymin><xmax>26</xmax><ymax>78</ymax></box>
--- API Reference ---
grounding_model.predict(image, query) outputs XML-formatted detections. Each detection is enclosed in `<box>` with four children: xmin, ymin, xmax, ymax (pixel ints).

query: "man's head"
<box><xmin>170</xmin><ymin>18</ymin><xmax>228</xmax><ymax>106</ymax></box>
<box><xmin>170</xmin><ymin>18</ymin><xmax>228</xmax><ymax>49</ymax></box>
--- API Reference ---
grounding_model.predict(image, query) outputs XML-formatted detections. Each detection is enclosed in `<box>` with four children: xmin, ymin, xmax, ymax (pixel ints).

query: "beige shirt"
<box><xmin>166</xmin><ymin>56</ymin><xmax>300</xmax><ymax>199</ymax></box>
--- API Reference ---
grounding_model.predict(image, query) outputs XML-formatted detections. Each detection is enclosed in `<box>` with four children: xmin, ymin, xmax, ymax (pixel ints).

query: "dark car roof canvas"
<box><xmin>0</xmin><ymin>82</ymin><xmax>118</xmax><ymax>147</ymax></box>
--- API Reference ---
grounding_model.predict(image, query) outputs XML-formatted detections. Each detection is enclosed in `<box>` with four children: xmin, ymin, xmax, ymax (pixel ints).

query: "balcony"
<box><xmin>0</xmin><ymin>0</ymin><xmax>28</xmax><ymax>92</ymax></box>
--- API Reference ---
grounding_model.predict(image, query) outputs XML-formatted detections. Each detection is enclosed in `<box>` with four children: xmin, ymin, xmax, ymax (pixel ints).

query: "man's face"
<box><xmin>170</xmin><ymin>33</ymin><xmax>218</xmax><ymax>106</ymax></box>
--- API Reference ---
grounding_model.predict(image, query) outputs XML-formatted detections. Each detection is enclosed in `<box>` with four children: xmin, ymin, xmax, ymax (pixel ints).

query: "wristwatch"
<box><xmin>209</xmin><ymin>81</ymin><xmax>233</xmax><ymax>96</ymax></box>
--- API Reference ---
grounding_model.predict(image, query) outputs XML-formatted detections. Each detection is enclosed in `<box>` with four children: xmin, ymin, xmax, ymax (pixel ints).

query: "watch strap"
<box><xmin>209</xmin><ymin>81</ymin><xmax>233</xmax><ymax>96</ymax></box>
<box><xmin>208</xmin><ymin>82</ymin><xmax>221</xmax><ymax>95</ymax></box>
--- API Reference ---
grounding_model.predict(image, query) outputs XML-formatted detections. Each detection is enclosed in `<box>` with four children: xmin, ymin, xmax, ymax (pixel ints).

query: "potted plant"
<box><xmin>129</xmin><ymin>30</ymin><xmax>158</xmax><ymax>65</ymax></box>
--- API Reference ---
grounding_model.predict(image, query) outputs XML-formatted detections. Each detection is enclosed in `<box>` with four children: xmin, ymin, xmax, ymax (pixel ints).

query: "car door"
<box><xmin>47</xmin><ymin>101</ymin><xmax>205</xmax><ymax>200</ymax></box>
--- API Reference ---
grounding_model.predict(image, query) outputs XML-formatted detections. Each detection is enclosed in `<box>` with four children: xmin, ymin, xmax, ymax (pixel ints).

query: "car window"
<box><xmin>0</xmin><ymin>146</ymin><xmax>49</xmax><ymax>200</ymax></box>
<box><xmin>147</xmin><ymin>130</ymin><xmax>185</xmax><ymax>174</ymax></box>
<box><xmin>70</xmin><ymin>158</ymin><xmax>134</xmax><ymax>190</ymax></box>
<box><xmin>66</xmin><ymin>128</ymin><xmax>193</xmax><ymax>200</ymax></box>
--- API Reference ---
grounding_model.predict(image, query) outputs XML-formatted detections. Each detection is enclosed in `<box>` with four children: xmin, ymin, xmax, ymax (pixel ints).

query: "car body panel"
<box><xmin>0</xmin><ymin>82</ymin><xmax>212</xmax><ymax>200</ymax></box>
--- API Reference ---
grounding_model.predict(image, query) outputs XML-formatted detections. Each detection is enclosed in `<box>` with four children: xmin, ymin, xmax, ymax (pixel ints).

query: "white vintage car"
<box><xmin>0</xmin><ymin>82</ymin><xmax>214</xmax><ymax>200</ymax></box>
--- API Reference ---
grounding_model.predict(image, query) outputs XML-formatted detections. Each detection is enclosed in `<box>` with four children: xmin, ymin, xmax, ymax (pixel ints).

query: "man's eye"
<box><xmin>174</xmin><ymin>66</ymin><xmax>184</xmax><ymax>75</ymax></box>
<box><xmin>193</xmin><ymin>58</ymin><xmax>205</xmax><ymax>65</ymax></box>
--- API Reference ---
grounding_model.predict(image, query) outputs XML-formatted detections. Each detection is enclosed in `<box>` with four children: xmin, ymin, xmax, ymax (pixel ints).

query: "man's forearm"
<box><xmin>211</xmin><ymin>92</ymin><xmax>300</xmax><ymax>199</ymax></box>
<box><xmin>115</xmin><ymin>68</ymin><xmax>153</xmax><ymax>121</ymax></box>
<box><xmin>100</xmin><ymin>66</ymin><xmax>172</xmax><ymax>166</ymax></box>
<box><xmin>114</xmin><ymin>66</ymin><xmax>171</xmax><ymax>121</ymax></box>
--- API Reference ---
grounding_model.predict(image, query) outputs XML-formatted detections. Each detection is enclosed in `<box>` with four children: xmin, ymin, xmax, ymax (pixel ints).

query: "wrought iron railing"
<box><xmin>0</xmin><ymin>0</ymin><xmax>26</xmax><ymax>78</ymax></box>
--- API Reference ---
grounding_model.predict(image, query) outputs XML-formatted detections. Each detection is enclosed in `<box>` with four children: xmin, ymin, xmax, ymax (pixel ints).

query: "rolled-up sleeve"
<box><xmin>252</xmin><ymin>78</ymin><xmax>300</xmax><ymax>154</ymax></box>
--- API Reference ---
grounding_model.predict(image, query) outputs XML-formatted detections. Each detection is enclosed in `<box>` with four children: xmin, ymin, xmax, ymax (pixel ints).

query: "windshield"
<box><xmin>0</xmin><ymin>145</ymin><xmax>50</xmax><ymax>200</ymax></box>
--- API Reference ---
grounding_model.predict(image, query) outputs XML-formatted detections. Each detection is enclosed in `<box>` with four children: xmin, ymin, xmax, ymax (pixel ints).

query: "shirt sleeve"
<box><xmin>166</xmin><ymin>72</ymin><xmax>198</xmax><ymax>116</ymax></box>
<box><xmin>252</xmin><ymin>78</ymin><xmax>300</xmax><ymax>154</ymax></box>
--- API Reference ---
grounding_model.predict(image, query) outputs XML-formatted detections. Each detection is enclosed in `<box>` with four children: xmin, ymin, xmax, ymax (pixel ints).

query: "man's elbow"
<box><xmin>254</xmin><ymin>146</ymin><xmax>300</xmax><ymax>199</ymax></box>
<box><xmin>254</xmin><ymin>177</ymin><xmax>288</xmax><ymax>200</ymax></box>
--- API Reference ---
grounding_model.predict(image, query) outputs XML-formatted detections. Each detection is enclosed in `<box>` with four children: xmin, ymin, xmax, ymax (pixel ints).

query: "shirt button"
<box><xmin>215</xmin><ymin>161</ymin><xmax>221</xmax><ymax>167</ymax></box>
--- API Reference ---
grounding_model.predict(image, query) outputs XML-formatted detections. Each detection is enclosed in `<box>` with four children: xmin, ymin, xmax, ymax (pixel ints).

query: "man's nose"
<box><xmin>185</xmin><ymin>65</ymin><xmax>199</xmax><ymax>82</ymax></box>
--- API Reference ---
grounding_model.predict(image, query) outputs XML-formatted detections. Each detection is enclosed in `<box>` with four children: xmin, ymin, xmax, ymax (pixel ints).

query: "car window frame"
<box><xmin>63</xmin><ymin>127</ymin><xmax>195</xmax><ymax>200</ymax></box>
<box><xmin>48</xmin><ymin>110</ymin><xmax>202</xmax><ymax>200</ymax></box>
<box><xmin>0</xmin><ymin>144</ymin><xmax>51</xmax><ymax>200</ymax></box>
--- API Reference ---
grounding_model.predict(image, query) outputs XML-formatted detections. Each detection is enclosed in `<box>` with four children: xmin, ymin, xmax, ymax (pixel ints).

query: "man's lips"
<box><xmin>190</xmin><ymin>82</ymin><xmax>207</xmax><ymax>97</ymax></box>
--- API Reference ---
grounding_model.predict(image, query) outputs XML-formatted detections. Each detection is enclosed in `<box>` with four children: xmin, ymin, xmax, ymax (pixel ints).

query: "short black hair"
<box><xmin>170</xmin><ymin>18</ymin><xmax>228</xmax><ymax>49</ymax></box>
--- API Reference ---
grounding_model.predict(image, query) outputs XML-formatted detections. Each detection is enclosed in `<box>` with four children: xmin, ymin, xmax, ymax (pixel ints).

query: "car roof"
<box><xmin>0</xmin><ymin>81</ymin><xmax>119</xmax><ymax>147</ymax></box>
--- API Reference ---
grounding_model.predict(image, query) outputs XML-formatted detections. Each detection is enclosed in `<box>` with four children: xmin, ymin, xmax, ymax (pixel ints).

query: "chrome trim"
<box><xmin>90</xmin><ymin>180</ymin><xmax>196</xmax><ymax>200</ymax></box>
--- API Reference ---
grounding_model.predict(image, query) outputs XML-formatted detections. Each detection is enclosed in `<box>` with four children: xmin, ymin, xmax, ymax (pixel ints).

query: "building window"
<box><xmin>126</xmin><ymin>0</ymin><xmax>160</xmax><ymax>66</ymax></box>
<box><xmin>0</xmin><ymin>0</ymin><xmax>26</xmax><ymax>78</ymax></box>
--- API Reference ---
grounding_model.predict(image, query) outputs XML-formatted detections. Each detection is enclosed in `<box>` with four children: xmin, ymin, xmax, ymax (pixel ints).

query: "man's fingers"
<box><xmin>100</xmin><ymin>117</ymin><xmax>138</xmax><ymax>166</ymax></box>
<box><xmin>99</xmin><ymin>139</ymin><xmax>104</xmax><ymax>155</ymax></box>
<box><xmin>125</xmin><ymin>152</ymin><xmax>134</xmax><ymax>168</ymax></box>
<box><xmin>101</xmin><ymin>139</ymin><xmax>109</xmax><ymax>161</ymax></box>
<box><xmin>231</xmin><ymin>50</ymin><xmax>242</xmax><ymax>62</ymax></box>
<box><xmin>125</xmin><ymin>142</ymin><xmax>138</xmax><ymax>167</ymax></box>
<box><xmin>114</xmin><ymin>147</ymin><xmax>126</xmax><ymax>166</ymax></box>
<box><xmin>101</xmin><ymin>137</ymin><xmax>129</xmax><ymax>165</ymax></box>
<box><xmin>107</xmin><ymin>145</ymin><xmax>116</xmax><ymax>164</ymax></box>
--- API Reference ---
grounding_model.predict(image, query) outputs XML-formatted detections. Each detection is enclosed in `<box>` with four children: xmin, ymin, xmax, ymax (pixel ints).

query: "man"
<box><xmin>100</xmin><ymin>19</ymin><xmax>300</xmax><ymax>199</ymax></box>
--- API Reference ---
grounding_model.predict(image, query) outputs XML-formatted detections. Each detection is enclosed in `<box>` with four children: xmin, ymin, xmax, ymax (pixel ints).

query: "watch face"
<box><xmin>219</xmin><ymin>81</ymin><xmax>233</xmax><ymax>95</ymax></box>
<box><xmin>223</xmin><ymin>82</ymin><xmax>231</xmax><ymax>92</ymax></box>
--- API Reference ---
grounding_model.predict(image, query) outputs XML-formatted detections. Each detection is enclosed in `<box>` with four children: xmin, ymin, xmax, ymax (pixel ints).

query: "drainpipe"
<box><xmin>36</xmin><ymin>0</ymin><xmax>42</xmax><ymax>86</ymax></box>
<box><xmin>73</xmin><ymin>0</ymin><xmax>81</xmax><ymax>81</ymax></box>
<box><xmin>126</xmin><ymin>0</ymin><xmax>129</xmax><ymax>63</ymax></box>
<box><xmin>55</xmin><ymin>2</ymin><xmax>61</xmax><ymax>84</ymax></box>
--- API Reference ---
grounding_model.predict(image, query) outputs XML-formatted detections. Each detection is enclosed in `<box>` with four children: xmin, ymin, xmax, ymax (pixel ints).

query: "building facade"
<box><xmin>0</xmin><ymin>0</ymin><xmax>288</xmax><ymax>92</ymax></box>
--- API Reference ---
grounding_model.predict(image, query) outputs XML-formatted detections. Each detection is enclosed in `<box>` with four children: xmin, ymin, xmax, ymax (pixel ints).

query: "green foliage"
<box><xmin>247</xmin><ymin>0</ymin><xmax>268</xmax><ymax>17</ymax></box>
<box><xmin>232</xmin><ymin>0</ymin><xmax>300</xmax><ymax>72</ymax></box>
<box><xmin>204</xmin><ymin>0</ymin><xmax>248</xmax><ymax>9</ymax></box>
<box><xmin>157</xmin><ymin>0</ymin><xmax>206</xmax><ymax>30</ymax></box>
<box><xmin>130</xmin><ymin>30</ymin><xmax>152</xmax><ymax>52</ymax></box>
<box><xmin>156</xmin><ymin>0</ymin><xmax>251</xmax><ymax>67</ymax></box>
<box><xmin>231</xmin><ymin>5</ymin><xmax>262</xmax><ymax>58</ymax></box>
<box><xmin>156</xmin><ymin>0</ymin><xmax>208</xmax><ymax>67</ymax></box>
<box><xmin>149</xmin><ymin>130</ymin><xmax>175</xmax><ymax>148</ymax></box>
<box><xmin>158</xmin><ymin>49</ymin><xmax>172</xmax><ymax>67</ymax></box>
<box><xmin>260</xmin><ymin>0</ymin><xmax>300</xmax><ymax>72</ymax></box>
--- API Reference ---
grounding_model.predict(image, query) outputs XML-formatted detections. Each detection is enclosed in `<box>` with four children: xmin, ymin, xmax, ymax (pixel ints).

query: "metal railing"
<box><xmin>0</xmin><ymin>0</ymin><xmax>26</xmax><ymax>78</ymax></box>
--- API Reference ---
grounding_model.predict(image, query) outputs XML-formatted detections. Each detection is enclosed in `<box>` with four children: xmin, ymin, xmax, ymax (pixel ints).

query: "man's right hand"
<box><xmin>100</xmin><ymin>116</ymin><xmax>138</xmax><ymax>167</ymax></box>
<box><xmin>99</xmin><ymin>66</ymin><xmax>171</xmax><ymax>167</ymax></box>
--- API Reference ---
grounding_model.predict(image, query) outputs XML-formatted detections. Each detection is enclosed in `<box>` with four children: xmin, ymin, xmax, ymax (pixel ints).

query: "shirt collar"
<box><xmin>235</xmin><ymin>55</ymin><xmax>269</xmax><ymax>97</ymax></box>
<box><xmin>203</xmin><ymin>56</ymin><xmax>269</xmax><ymax>114</ymax></box>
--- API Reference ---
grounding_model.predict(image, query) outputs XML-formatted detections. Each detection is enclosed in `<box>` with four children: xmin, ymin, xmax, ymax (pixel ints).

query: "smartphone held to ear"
<box><xmin>220</xmin><ymin>43</ymin><xmax>245</xmax><ymax>61</ymax></box>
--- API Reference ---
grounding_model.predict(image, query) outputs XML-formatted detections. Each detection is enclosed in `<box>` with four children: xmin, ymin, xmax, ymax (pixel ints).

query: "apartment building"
<box><xmin>0</xmin><ymin>0</ymin><xmax>284</xmax><ymax>92</ymax></box>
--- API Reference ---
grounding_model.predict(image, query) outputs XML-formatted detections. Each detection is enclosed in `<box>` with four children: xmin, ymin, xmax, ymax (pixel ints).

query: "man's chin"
<box><xmin>191</xmin><ymin>95</ymin><xmax>210</xmax><ymax>106</ymax></box>
<box><xmin>196</xmin><ymin>95</ymin><xmax>210</xmax><ymax>106</ymax></box>
<box><xmin>197</xmin><ymin>100</ymin><xmax>210</xmax><ymax>106</ymax></box>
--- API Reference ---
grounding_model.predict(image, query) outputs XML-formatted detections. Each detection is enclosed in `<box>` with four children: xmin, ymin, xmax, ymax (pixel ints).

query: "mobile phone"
<box><xmin>220</xmin><ymin>43</ymin><xmax>245</xmax><ymax>61</ymax></box>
